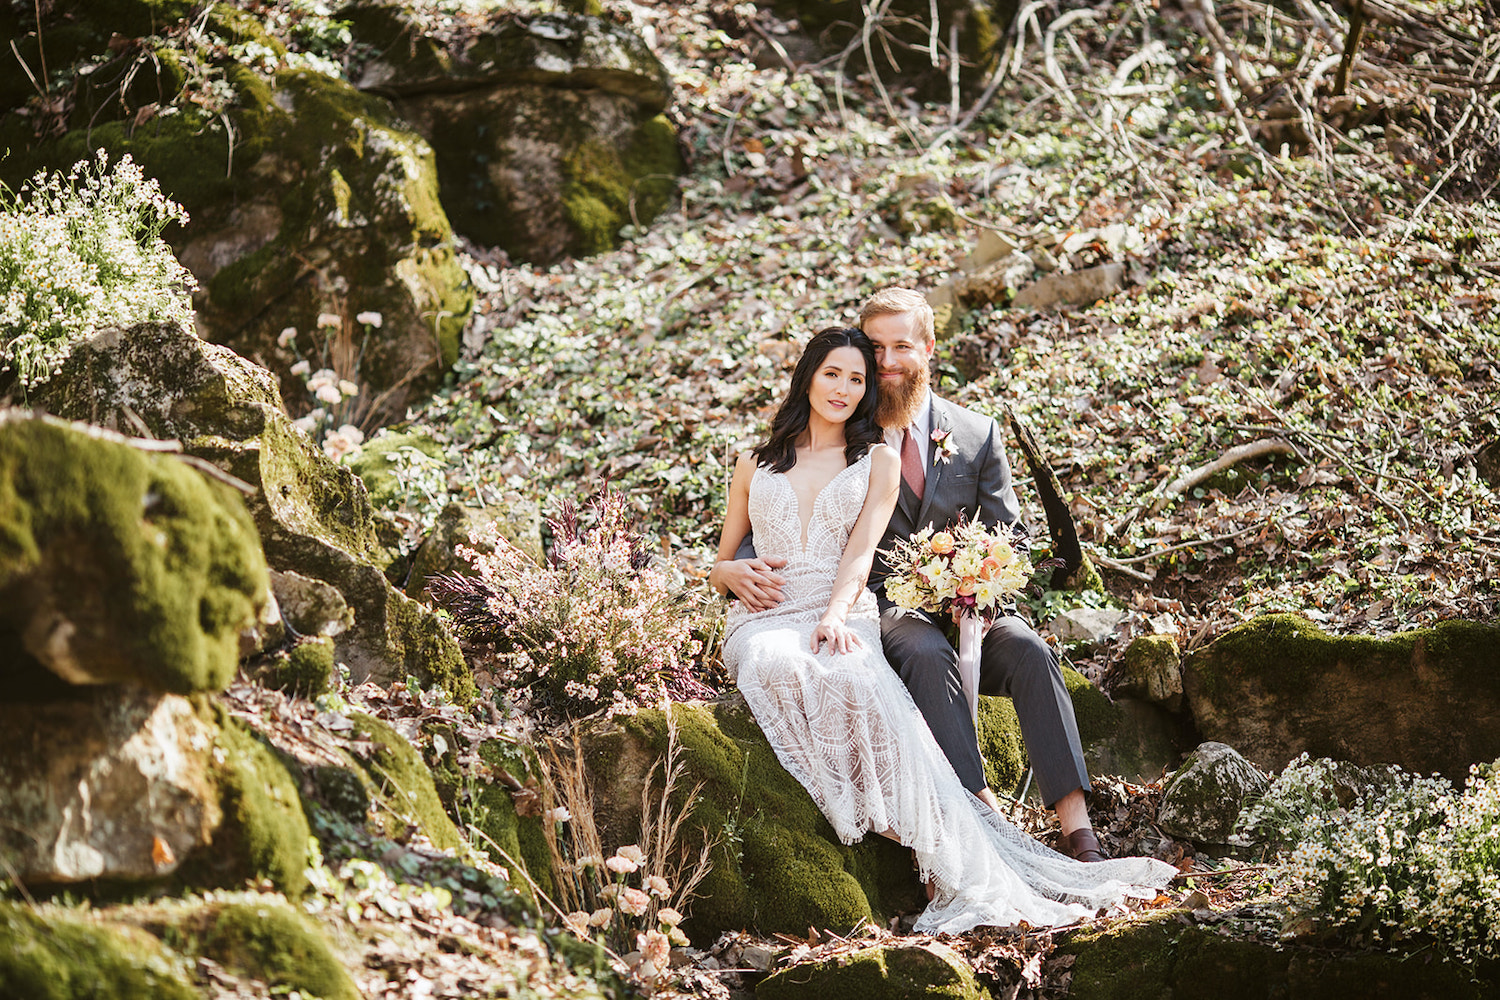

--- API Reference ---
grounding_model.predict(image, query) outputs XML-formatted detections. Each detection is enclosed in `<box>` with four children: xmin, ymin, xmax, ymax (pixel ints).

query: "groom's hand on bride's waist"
<box><xmin>712</xmin><ymin>557</ymin><xmax>788</xmax><ymax>612</ymax></box>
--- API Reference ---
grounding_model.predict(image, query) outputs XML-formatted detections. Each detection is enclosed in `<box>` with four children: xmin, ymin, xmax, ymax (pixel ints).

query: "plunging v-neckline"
<box><xmin>766</xmin><ymin>458</ymin><xmax>865</xmax><ymax>551</ymax></box>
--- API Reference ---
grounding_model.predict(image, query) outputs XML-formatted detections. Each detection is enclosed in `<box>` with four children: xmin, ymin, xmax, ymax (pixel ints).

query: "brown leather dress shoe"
<box><xmin>1062</xmin><ymin>828</ymin><xmax>1108</xmax><ymax>863</ymax></box>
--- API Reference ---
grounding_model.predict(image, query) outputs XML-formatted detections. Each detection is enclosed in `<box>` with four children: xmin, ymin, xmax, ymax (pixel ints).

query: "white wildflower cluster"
<box><xmin>281</xmin><ymin>310</ymin><xmax>383</xmax><ymax>462</ymax></box>
<box><xmin>0</xmin><ymin>150</ymin><xmax>196</xmax><ymax>388</ymax></box>
<box><xmin>1237</xmin><ymin>754</ymin><xmax>1500</xmax><ymax>964</ymax></box>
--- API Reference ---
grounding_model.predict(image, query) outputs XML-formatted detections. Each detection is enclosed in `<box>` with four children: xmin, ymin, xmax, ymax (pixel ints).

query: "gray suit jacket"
<box><xmin>870</xmin><ymin>395</ymin><xmax>1025</xmax><ymax>593</ymax></box>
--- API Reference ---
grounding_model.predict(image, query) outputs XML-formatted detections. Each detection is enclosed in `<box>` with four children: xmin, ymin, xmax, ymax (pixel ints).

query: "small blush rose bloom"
<box><xmin>616</xmin><ymin>844</ymin><xmax>646</xmax><ymax>864</ymax></box>
<box><xmin>606</xmin><ymin>854</ymin><xmax>639</xmax><ymax>875</ymax></box>
<box><xmin>588</xmin><ymin>907</ymin><xmax>613</xmax><ymax>927</ymax></box>
<box><xmin>644</xmin><ymin>874</ymin><xmax>669</xmax><ymax>896</ymax></box>
<box><xmin>656</xmin><ymin>907</ymin><xmax>683</xmax><ymax>926</ymax></box>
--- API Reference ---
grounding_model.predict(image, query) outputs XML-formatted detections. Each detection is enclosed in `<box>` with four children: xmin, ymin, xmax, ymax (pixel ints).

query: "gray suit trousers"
<box><xmin>878</xmin><ymin>605</ymin><xmax>1090</xmax><ymax>808</ymax></box>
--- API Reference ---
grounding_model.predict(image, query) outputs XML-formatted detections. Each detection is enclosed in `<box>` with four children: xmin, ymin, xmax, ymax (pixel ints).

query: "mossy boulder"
<box><xmin>1183</xmin><ymin>614</ymin><xmax>1500</xmax><ymax>779</ymax></box>
<box><xmin>198</xmin><ymin>900</ymin><xmax>359</xmax><ymax>1000</ymax></box>
<box><xmin>757</xmin><ymin>942</ymin><xmax>989</xmax><ymax>1000</ymax></box>
<box><xmin>351</xmin><ymin>10</ymin><xmax>681</xmax><ymax>264</ymax></box>
<box><xmin>1062</xmin><ymin>910</ymin><xmax>1494</xmax><ymax>1000</ymax></box>
<box><xmin>345</xmin><ymin>711</ymin><xmax>462</xmax><ymax>852</ymax></box>
<box><xmin>1</xmin><ymin>9</ymin><xmax>473</xmax><ymax>424</ymax></box>
<box><xmin>1156</xmin><ymin>742</ymin><xmax>1268</xmax><ymax>847</ymax></box>
<box><xmin>0</xmin><ymin>411</ymin><xmax>269</xmax><ymax>695</ymax></box>
<box><xmin>1117</xmin><ymin>634</ymin><xmax>1184</xmax><ymax>711</ymax></box>
<box><xmin>467</xmin><ymin>738</ymin><xmax>555</xmax><ymax>899</ymax></box>
<box><xmin>583</xmin><ymin>700</ymin><xmax>926</xmax><ymax>939</ymax></box>
<box><xmin>0</xmin><ymin>901</ymin><xmax>199</xmax><ymax>1000</ymax></box>
<box><xmin>0</xmin><ymin>688</ymin><xmax>309</xmax><ymax>896</ymax></box>
<box><xmin>33</xmin><ymin>323</ymin><xmax>473</xmax><ymax>703</ymax></box>
<box><xmin>0</xmin><ymin>687</ymin><xmax>221</xmax><ymax>886</ymax></box>
<box><xmin>201</xmin><ymin>708</ymin><xmax>314</xmax><ymax>899</ymax></box>
<box><xmin>980</xmin><ymin>665</ymin><xmax>1191</xmax><ymax>794</ymax></box>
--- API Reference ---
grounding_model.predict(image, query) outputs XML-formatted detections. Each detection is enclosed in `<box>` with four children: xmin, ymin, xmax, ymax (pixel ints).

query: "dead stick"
<box><xmin>1147</xmin><ymin>438</ymin><xmax>1296</xmax><ymax>513</ymax></box>
<box><xmin>1004</xmin><ymin>404</ymin><xmax>1087</xmax><ymax>588</ymax></box>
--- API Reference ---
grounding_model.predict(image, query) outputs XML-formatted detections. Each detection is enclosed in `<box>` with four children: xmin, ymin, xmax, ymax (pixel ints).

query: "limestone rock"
<box><xmin>757</xmin><ymin>942</ymin><xmax>988</xmax><ymax>1000</ymax></box>
<box><xmin>272</xmin><ymin>569</ymin><xmax>354</xmax><ymax>639</ymax></box>
<box><xmin>348</xmin><ymin>7</ymin><xmax>672</xmax><ymax>111</ymax></box>
<box><xmin>0</xmin><ymin>688</ymin><xmax>222</xmax><ymax>885</ymax></box>
<box><xmin>1183</xmin><ymin>613</ymin><xmax>1500</xmax><ymax>779</ymax></box>
<box><xmin>1156</xmin><ymin>742</ymin><xmax>1268</xmax><ymax>845</ymax></box>
<box><xmin>1012</xmin><ymin>262</ymin><xmax>1127</xmax><ymax>311</ymax></box>
<box><xmin>34</xmin><ymin>323</ymin><xmax>472</xmax><ymax>703</ymax></box>
<box><xmin>1117</xmin><ymin>633</ymin><xmax>1183</xmax><ymax>711</ymax></box>
<box><xmin>0</xmin><ymin>688</ymin><xmax>309</xmax><ymax>897</ymax></box>
<box><xmin>1048</xmin><ymin>607</ymin><xmax>1129</xmax><ymax>648</ymax></box>
<box><xmin>955</xmin><ymin>252</ymin><xmax>1037</xmax><ymax>306</ymax></box>
<box><xmin>0</xmin><ymin>411</ymin><xmax>269</xmax><ymax>695</ymax></box>
<box><xmin>980</xmin><ymin>665</ymin><xmax>1190</xmax><ymax>791</ymax></box>
<box><xmin>346</xmin><ymin>8</ymin><xmax>682</xmax><ymax>264</ymax></box>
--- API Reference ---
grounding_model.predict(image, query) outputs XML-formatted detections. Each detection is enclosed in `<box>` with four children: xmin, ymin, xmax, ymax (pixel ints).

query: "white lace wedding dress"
<box><xmin>724</xmin><ymin>451</ymin><xmax>1177</xmax><ymax>934</ymax></box>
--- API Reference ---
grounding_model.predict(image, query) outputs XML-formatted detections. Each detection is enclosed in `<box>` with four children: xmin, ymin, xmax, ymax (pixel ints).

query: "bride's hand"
<box><xmin>811</xmin><ymin>619</ymin><xmax>862</xmax><ymax>655</ymax></box>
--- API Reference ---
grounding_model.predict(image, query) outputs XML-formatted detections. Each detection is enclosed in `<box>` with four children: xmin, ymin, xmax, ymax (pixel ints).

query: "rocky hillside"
<box><xmin>3</xmin><ymin>0</ymin><xmax>1499</xmax><ymax>997</ymax></box>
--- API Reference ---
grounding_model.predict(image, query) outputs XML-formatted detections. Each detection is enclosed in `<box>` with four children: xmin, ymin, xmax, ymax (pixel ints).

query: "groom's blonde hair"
<box><xmin>858</xmin><ymin>287</ymin><xmax>934</xmax><ymax>346</ymax></box>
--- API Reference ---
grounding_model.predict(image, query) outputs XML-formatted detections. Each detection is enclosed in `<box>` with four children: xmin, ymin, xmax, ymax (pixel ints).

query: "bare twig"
<box><xmin>1147</xmin><ymin>438</ymin><xmax>1298</xmax><ymax>514</ymax></box>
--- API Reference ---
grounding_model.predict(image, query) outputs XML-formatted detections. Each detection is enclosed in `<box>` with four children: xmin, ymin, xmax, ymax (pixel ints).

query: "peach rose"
<box><xmin>957</xmin><ymin>577</ymin><xmax>977</xmax><ymax>596</ymax></box>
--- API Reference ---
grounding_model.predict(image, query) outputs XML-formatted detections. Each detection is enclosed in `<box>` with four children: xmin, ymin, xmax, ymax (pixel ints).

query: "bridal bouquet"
<box><xmin>883</xmin><ymin>521</ymin><xmax>1034</xmax><ymax>722</ymax></box>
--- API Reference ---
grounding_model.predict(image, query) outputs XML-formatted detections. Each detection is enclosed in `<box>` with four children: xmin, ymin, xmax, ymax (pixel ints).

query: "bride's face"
<box><xmin>807</xmin><ymin>345</ymin><xmax>868</xmax><ymax>425</ymax></box>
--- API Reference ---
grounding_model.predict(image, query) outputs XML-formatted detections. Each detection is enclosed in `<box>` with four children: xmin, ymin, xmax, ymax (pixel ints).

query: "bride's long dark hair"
<box><xmin>753</xmin><ymin>326</ymin><xmax>882</xmax><ymax>473</ymax></box>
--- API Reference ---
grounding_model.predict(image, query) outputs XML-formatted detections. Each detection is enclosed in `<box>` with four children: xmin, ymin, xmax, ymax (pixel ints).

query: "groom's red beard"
<box><xmin>875</xmin><ymin>362</ymin><xmax>930</xmax><ymax>429</ymax></box>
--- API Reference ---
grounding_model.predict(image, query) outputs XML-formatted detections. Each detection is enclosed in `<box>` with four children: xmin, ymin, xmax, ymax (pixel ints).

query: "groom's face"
<box><xmin>864</xmin><ymin>310</ymin><xmax>934</xmax><ymax>428</ymax></box>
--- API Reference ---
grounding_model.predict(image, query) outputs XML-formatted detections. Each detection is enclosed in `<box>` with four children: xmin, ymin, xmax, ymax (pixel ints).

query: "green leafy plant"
<box><xmin>0</xmin><ymin>150</ymin><xmax>195</xmax><ymax>388</ymax></box>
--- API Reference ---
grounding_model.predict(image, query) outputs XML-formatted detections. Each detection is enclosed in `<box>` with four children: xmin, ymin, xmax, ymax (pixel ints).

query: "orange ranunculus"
<box><xmin>978</xmin><ymin>556</ymin><xmax>1002</xmax><ymax>580</ymax></box>
<box><xmin>930</xmin><ymin>531</ymin><xmax>955</xmax><ymax>554</ymax></box>
<box><xmin>957</xmin><ymin>577</ymin><xmax>977</xmax><ymax>596</ymax></box>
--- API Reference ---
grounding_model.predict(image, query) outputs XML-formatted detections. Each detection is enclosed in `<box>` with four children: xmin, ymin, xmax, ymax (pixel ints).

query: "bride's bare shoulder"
<box><xmin>867</xmin><ymin>442</ymin><xmax>899</xmax><ymax>474</ymax></box>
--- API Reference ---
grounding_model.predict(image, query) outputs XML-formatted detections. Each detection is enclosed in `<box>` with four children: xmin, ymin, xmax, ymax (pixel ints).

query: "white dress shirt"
<box><xmin>884</xmin><ymin>390</ymin><xmax>934</xmax><ymax>468</ymax></box>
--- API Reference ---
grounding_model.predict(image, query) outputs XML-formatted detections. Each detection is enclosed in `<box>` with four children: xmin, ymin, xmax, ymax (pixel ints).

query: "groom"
<box><xmin>715</xmin><ymin>287</ymin><xmax>1107</xmax><ymax>862</ymax></box>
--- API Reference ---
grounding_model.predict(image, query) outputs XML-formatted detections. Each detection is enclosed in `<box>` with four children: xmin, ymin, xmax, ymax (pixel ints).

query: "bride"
<box><xmin>712</xmin><ymin>326</ymin><xmax>1176</xmax><ymax>934</ymax></box>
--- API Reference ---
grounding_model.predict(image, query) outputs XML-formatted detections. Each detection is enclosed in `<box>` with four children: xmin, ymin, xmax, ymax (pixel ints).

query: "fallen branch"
<box><xmin>1110</xmin><ymin>523</ymin><xmax>1265</xmax><ymax>566</ymax></box>
<box><xmin>1148</xmin><ymin>438</ymin><xmax>1297</xmax><ymax>513</ymax></box>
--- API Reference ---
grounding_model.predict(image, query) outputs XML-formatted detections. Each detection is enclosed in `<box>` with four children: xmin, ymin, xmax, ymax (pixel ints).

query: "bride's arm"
<box><xmin>710</xmin><ymin>452</ymin><xmax>787</xmax><ymax>610</ymax></box>
<box><xmin>811</xmin><ymin>446</ymin><xmax>900</xmax><ymax>654</ymax></box>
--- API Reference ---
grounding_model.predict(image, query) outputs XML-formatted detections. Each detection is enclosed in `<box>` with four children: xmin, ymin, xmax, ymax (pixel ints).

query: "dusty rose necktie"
<box><xmin>900</xmin><ymin>427</ymin><xmax>925</xmax><ymax>497</ymax></box>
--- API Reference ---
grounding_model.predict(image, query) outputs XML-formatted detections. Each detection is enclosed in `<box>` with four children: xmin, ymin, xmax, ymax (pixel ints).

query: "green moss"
<box><xmin>206</xmin><ymin>710</ymin><xmax>312</xmax><ymax>899</ymax></box>
<box><xmin>348</xmin><ymin>712</ymin><xmax>461</xmax><ymax>851</ymax></box>
<box><xmin>387</xmin><ymin>591</ymin><xmax>475</xmax><ymax>704</ymax></box>
<box><xmin>976</xmin><ymin>695</ymin><xmax>1028</xmax><ymax>795</ymax></box>
<box><xmin>201</xmin><ymin>901</ymin><xmax>358</xmax><ymax>1000</ymax></box>
<box><xmin>561</xmin><ymin>114</ymin><xmax>681</xmax><ymax>258</ymax></box>
<box><xmin>1062</xmin><ymin>911</ymin><xmax>1493</xmax><ymax>1000</ymax></box>
<box><xmin>310</xmin><ymin>764</ymin><xmax>371</xmax><ymax>824</ymax></box>
<box><xmin>467</xmin><ymin>739</ymin><xmax>553</xmax><ymax>898</ymax></box>
<box><xmin>594</xmin><ymin>703</ymin><xmax>923</xmax><ymax>939</ymax></box>
<box><xmin>1063</xmin><ymin>665</ymin><xmax>1119</xmax><ymax>749</ymax></box>
<box><xmin>0</xmin><ymin>901</ymin><xmax>198</xmax><ymax>1000</ymax></box>
<box><xmin>758</xmin><ymin>943</ymin><xmax>988</xmax><ymax>1000</ymax></box>
<box><xmin>0</xmin><ymin>416</ymin><xmax>267</xmax><ymax>695</ymax></box>
<box><xmin>1187</xmin><ymin>613</ymin><xmax>1500</xmax><ymax>704</ymax></box>
<box><xmin>276</xmin><ymin>636</ymin><xmax>336</xmax><ymax>696</ymax></box>
<box><xmin>348</xmin><ymin>430</ymin><xmax>445</xmax><ymax>509</ymax></box>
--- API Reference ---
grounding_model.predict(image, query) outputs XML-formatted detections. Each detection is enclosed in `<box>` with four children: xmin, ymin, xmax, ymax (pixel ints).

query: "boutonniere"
<box><xmin>930</xmin><ymin>428</ymin><xmax>955</xmax><ymax>465</ymax></box>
